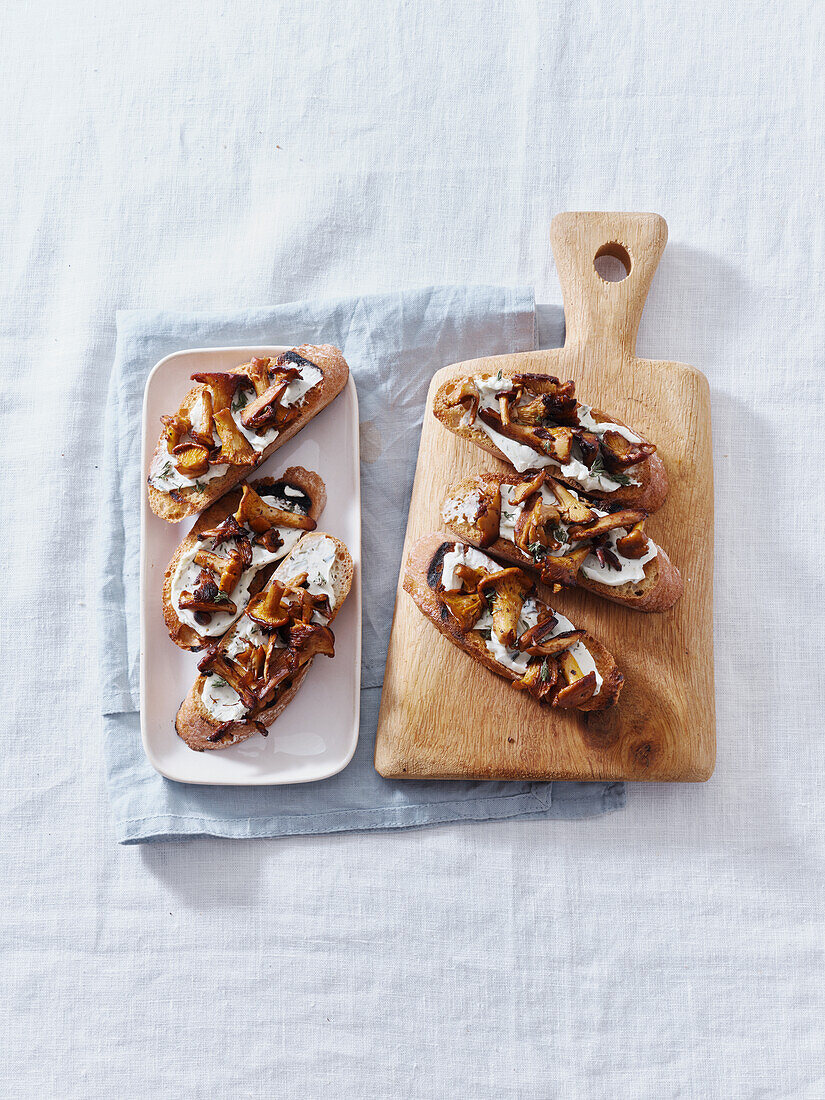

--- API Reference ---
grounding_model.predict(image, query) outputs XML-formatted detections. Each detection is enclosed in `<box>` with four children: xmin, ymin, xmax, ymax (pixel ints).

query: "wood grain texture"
<box><xmin>375</xmin><ymin>212</ymin><xmax>715</xmax><ymax>783</ymax></box>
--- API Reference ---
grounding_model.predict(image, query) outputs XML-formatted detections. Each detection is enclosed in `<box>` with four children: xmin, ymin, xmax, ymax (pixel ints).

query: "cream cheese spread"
<box><xmin>149</xmin><ymin>450</ymin><xmax>228</xmax><ymax>492</ymax></box>
<box><xmin>201</xmin><ymin>676</ymin><xmax>246</xmax><ymax>722</ymax></box>
<box><xmin>279</xmin><ymin>535</ymin><xmax>337</xmax><ymax>600</ymax></box>
<box><xmin>441</xmin><ymin>490</ymin><xmax>482</xmax><ymax>526</ymax></box>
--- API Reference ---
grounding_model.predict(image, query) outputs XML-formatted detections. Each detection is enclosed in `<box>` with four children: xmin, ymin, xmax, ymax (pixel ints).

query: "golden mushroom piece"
<box><xmin>443</xmin><ymin>377</ymin><xmax>481</xmax><ymax>424</ymax></box>
<box><xmin>616</xmin><ymin>520</ymin><xmax>650</xmax><ymax>559</ymax></box>
<box><xmin>160</xmin><ymin>412</ymin><xmax>187</xmax><ymax>451</ymax></box>
<box><xmin>190</xmin><ymin>370</ymin><xmax>243</xmax><ymax>412</ymax></box>
<box><xmin>512</xmin><ymin>494</ymin><xmax>563</xmax><ymax>555</ymax></box>
<box><xmin>211</xmin><ymin>408</ymin><xmax>257</xmax><ymax>466</ymax></box>
<box><xmin>477</xmin><ymin>404</ymin><xmax>574</xmax><ymax>463</ymax></box>
<box><xmin>508</xmin><ymin>470</ymin><xmax>546</xmax><ymax>505</ymax></box>
<box><xmin>179</xmin><ymin>569</ymin><xmax>238</xmax><ymax>617</ymax></box>
<box><xmin>517</xmin><ymin>618</ymin><xmax>585</xmax><ymax>657</ymax></box>
<box><xmin>171</xmin><ymin>443</ymin><xmax>211</xmax><ymax>479</ymax></box>
<box><xmin>234</xmin><ymin>484</ymin><xmax>315</xmax><ymax>535</ymax></box>
<box><xmin>441</xmin><ymin>591</ymin><xmax>486</xmax><ymax>633</ymax></box>
<box><xmin>245</xmin><ymin>582</ymin><xmax>291</xmax><ymax>630</ymax></box>
<box><xmin>257</xmin><ymin>623</ymin><xmax>335</xmax><ymax>703</ymax></box>
<box><xmin>237</xmin><ymin>356</ymin><xmax>273</xmax><ymax>398</ymax></box>
<box><xmin>473</xmin><ymin>489</ymin><xmax>502</xmax><ymax>548</ymax></box>
<box><xmin>476</xmin><ymin>567</ymin><xmax>532</xmax><ymax>648</ymax></box>
<box><xmin>512</xmin><ymin>658</ymin><xmax>558</xmax><ymax>701</ymax></box>
<box><xmin>188</xmin><ymin>389</ymin><xmax>215</xmax><ymax>449</ymax></box>
<box><xmin>553</xmin><ymin>672</ymin><xmax>598</xmax><ymax>708</ymax></box>
<box><xmin>566</xmin><ymin>508</ymin><xmax>647</xmax><ymax>543</ymax></box>
<box><xmin>537</xmin><ymin>545</ymin><xmax>592</xmax><ymax>587</ymax></box>
<box><xmin>550</xmin><ymin>482</ymin><xmax>596</xmax><ymax>525</ymax></box>
<box><xmin>513</xmin><ymin>379</ymin><xmax>578</xmax><ymax>427</ymax></box>
<box><xmin>600</xmin><ymin>430</ymin><xmax>657</xmax><ymax>470</ymax></box>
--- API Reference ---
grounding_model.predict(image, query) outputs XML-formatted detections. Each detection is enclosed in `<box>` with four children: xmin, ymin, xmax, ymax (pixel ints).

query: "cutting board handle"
<box><xmin>550</xmin><ymin>211</ymin><xmax>668</xmax><ymax>358</ymax></box>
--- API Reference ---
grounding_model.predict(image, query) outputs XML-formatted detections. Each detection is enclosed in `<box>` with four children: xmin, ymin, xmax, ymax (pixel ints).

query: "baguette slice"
<box><xmin>148</xmin><ymin>344</ymin><xmax>348</xmax><ymax>522</ymax></box>
<box><xmin>441</xmin><ymin>473</ymin><xmax>682</xmax><ymax>613</ymax></box>
<box><xmin>162</xmin><ymin>466</ymin><xmax>327</xmax><ymax>651</ymax></box>
<box><xmin>404</xmin><ymin>534</ymin><xmax>623</xmax><ymax>712</ymax></box>
<box><xmin>175</xmin><ymin>532</ymin><xmax>353</xmax><ymax>751</ymax></box>
<box><xmin>432</xmin><ymin>368</ymin><xmax>667</xmax><ymax>512</ymax></box>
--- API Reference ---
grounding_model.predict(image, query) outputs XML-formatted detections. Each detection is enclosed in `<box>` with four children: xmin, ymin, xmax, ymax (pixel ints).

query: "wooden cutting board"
<box><xmin>375</xmin><ymin>212</ymin><xmax>715</xmax><ymax>783</ymax></box>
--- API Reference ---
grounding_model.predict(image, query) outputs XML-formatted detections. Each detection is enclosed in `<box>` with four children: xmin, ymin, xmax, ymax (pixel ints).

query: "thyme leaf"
<box><xmin>589</xmin><ymin>453</ymin><xmax>632</xmax><ymax>486</ymax></box>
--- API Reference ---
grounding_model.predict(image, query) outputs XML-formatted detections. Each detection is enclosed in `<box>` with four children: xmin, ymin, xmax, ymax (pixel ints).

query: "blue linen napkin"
<box><xmin>97</xmin><ymin>287</ymin><xmax>625</xmax><ymax>842</ymax></box>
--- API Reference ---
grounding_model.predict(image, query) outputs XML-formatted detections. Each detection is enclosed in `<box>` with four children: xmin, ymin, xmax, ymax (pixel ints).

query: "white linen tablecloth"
<box><xmin>2</xmin><ymin>2</ymin><xmax>824</xmax><ymax>1097</ymax></box>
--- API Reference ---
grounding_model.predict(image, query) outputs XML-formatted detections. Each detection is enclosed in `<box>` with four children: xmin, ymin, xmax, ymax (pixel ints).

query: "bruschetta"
<box><xmin>441</xmin><ymin>470</ymin><xmax>682</xmax><ymax>613</ymax></box>
<box><xmin>162</xmin><ymin>467</ymin><xmax>327</xmax><ymax>651</ymax></box>
<box><xmin>175</xmin><ymin>533</ymin><xmax>353</xmax><ymax>751</ymax></box>
<box><xmin>432</xmin><ymin>369</ymin><xmax>667</xmax><ymax>512</ymax></box>
<box><xmin>404</xmin><ymin>534</ymin><xmax>624</xmax><ymax>711</ymax></box>
<box><xmin>148</xmin><ymin>344</ymin><xmax>349</xmax><ymax>522</ymax></box>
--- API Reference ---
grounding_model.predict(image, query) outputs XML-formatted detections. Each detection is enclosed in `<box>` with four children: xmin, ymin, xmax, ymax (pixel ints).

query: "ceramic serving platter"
<box><xmin>140</xmin><ymin>345</ymin><xmax>361</xmax><ymax>785</ymax></box>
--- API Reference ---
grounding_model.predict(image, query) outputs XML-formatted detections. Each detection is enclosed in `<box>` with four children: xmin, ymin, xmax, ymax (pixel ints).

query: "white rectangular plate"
<box><xmin>140</xmin><ymin>346</ymin><xmax>361</xmax><ymax>785</ymax></box>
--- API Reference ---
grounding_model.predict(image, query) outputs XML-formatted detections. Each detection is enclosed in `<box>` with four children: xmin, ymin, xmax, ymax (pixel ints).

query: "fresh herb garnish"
<box><xmin>528</xmin><ymin>541</ymin><xmax>548</xmax><ymax>562</ymax></box>
<box><xmin>231</xmin><ymin>388</ymin><xmax>250</xmax><ymax>412</ymax></box>
<box><xmin>607</xmin><ymin>469</ymin><xmax>633</xmax><ymax>486</ymax></box>
<box><xmin>195</xmin><ymin>480</ymin><xmax>207</xmax><ymax>492</ymax></box>
<box><xmin>551</xmin><ymin>523</ymin><xmax>567</xmax><ymax>545</ymax></box>
<box><xmin>589</xmin><ymin>453</ymin><xmax>632</xmax><ymax>486</ymax></box>
<box><xmin>495</xmin><ymin>370</ymin><xmax>503</xmax><ymax>382</ymax></box>
<box><xmin>211</xmin><ymin>676</ymin><xmax>227</xmax><ymax>689</ymax></box>
<box><xmin>540</xmin><ymin>659</ymin><xmax>550</xmax><ymax>683</ymax></box>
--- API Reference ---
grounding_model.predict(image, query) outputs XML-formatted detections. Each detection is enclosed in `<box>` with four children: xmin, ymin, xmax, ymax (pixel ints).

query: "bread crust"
<box><xmin>161</xmin><ymin>466</ymin><xmax>328</xmax><ymax>651</ymax></box>
<box><xmin>175</xmin><ymin>532</ymin><xmax>354</xmax><ymax>751</ymax></box>
<box><xmin>148</xmin><ymin>344</ymin><xmax>348</xmax><ymax>523</ymax></box>
<box><xmin>432</xmin><ymin>370</ymin><xmax>668</xmax><ymax>513</ymax></box>
<box><xmin>442</xmin><ymin>475</ymin><xmax>683</xmax><ymax>613</ymax></box>
<box><xmin>403</xmin><ymin>533</ymin><xmax>623</xmax><ymax>711</ymax></box>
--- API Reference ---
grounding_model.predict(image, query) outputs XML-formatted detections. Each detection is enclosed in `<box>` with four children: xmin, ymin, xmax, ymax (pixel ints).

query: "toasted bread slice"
<box><xmin>404</xmin><ymin>534</ymin><xmax>623</xmax><ymax>712</ymax></box>
<box><xmin>441</xmin><ymin>473</ymin><xmax>682</xmax><ymax>613</ymax></box>
<box><xmin>432</xmin><ymin>368</ymin><xmax>667</xmax><ymax>512</ymax></box>
<box><xmin>162</xmin><ymin>466</ymin><xmax>327</xmax><ymax>651</ymax></box>
<box><xmin>148</xmin><ymin>344</ymin><xmax>348</xmax><ymax>523</ymax></box>
<box><xmin>175</xmin><ymin>532</ymin><xmax>353</xmax><ymax>751</ymax></box>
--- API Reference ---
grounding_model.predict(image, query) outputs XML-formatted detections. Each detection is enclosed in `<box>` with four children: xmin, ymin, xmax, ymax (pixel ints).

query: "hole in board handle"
<box><xmin>594</xmin><ymin>242</ymin><xmax>631</xmax><ymax>283</ymax></box>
